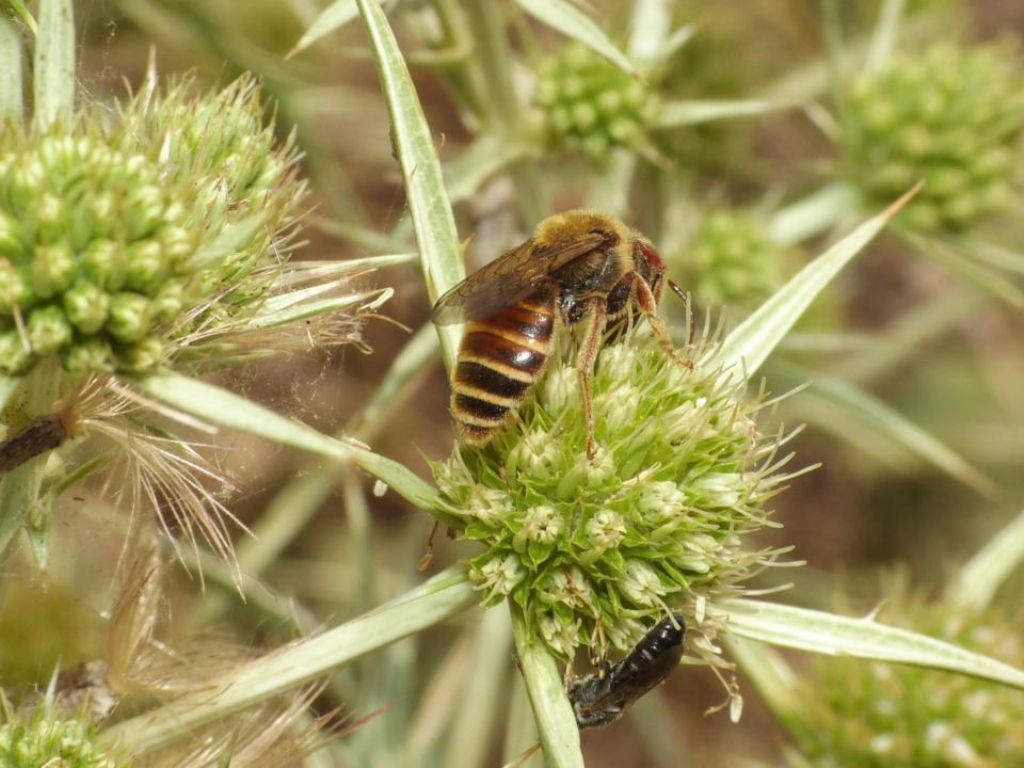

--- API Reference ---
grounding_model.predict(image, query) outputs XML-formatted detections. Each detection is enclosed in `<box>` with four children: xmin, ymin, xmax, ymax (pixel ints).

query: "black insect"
<box><xmin>0</xmin><ymin>411</ymin><xmax>73</xmax><ymax>475</ymax></box>
<box><xmin>570</xmin><ymin>612</ymin><xmax>686</xmax><ymax>729</ymax></box>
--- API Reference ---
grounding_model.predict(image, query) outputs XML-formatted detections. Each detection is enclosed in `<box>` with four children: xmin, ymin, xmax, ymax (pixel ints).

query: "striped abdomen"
<box><xmin>451</xmin><ymin>289</ymin><xmax>556</xmax><ymax>445</ymax></box>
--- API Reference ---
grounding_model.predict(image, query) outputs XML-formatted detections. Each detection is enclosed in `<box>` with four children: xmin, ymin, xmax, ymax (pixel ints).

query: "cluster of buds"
<box><xmin>789</xmin><ymin>597</ymin><xmax>1024</xmax><ymax>767</ymax></box>
<box><xmin>684</xmin><ymin>210</ymin><xmax>786</xmax><ymax>310</ymax></box>
<box><xmin>0</xmin><ymin>710</ymin><xmax>118</xmax><ymax>768</ymax></box>
<box><xmin>843</xmin><ymin>42</ymin><xmax>1024</xmax><ymax>232</ymax></box>
<box><xmin>434</xmin><ymin>326</ymin><xmax>789</xmax><ymax>664</ymax></box>
<box><xmin>534</xmin><ymin>44</ymin><xmax>658</xmax><ymax>161</ymax></box>
<box><xmin>0</xmin><ymin>75</ymin><xmax>303</xmax><ymax>378</ymax></box>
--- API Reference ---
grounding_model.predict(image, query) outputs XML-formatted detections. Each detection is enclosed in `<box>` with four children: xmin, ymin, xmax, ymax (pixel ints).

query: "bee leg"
<box><xmin>636</xmin><ymin>278</ymin><xmax>693</xmax><ymax>370</ymax></box>
<box><xmin>575</xmin><ymin>297</ymin><xmax>608</xmax><ymax>460</ymax></box>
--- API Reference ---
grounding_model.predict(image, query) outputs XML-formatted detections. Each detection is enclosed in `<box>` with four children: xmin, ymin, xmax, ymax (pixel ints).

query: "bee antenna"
<box><xmin>667</xmin><ymin>280</ymin><xmax>696</xmax><ymax>347</ymax></box>
<box><xmin>667</xmin><ymin>279</ymin><xmax>687</xmax><ymax>305</ymax></box>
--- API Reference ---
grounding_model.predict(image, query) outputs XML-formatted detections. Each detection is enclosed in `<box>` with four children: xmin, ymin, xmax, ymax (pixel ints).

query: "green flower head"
<box><xmin>434</xmin><ymin>325</ymin><xmax>791</xmax><ymax>664</ymax></box>
<box><xmin>843</xmin><ymin>41</ymin><xmax>1024</xmax><ymax>232</ymax></box>
<box><xmin>789</xmin><ymin>594</ymin><xmax>1024</xmax><ymax>767</ymax></box>
<box><xmin>0</xmin><ymin>74</ymin><xmax>304</xmax><ymax>379</ymax></box>
<box><xmin>0</xmin><ymin>707</ymin><xmax>120</xmax><ymax>768</ymax></box>
<box><xmin>685</xmin><ymin>209</ymin><xmax>788</xmax><ymax>310</ymax></box>
<box><xmin>535</xmin><ymin>44</ymin><xmax>658</xmax><ymax>162</ymax></box>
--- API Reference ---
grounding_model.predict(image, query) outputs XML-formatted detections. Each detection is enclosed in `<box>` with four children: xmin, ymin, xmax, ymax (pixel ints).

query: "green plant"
<box><xmin>4</xmin><ymin>1</ymin><xmax>1024</xmax><ymax>766</ymax></box>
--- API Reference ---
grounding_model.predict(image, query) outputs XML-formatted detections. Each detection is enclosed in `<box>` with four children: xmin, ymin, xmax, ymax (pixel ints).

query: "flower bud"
<box><xmin>27</xmin><ymin>305</ymin><xmax>73</xmax><ymax>354</ymax></box>
<box><xmin>63</xmin><ymin>337</ymin><xmax>113</xmax><ymax>376</ymax></box>
<box><xmin>0</xmin><ymin>210</ymin><xmax>25</xmax><ymax>256</ymax></box>
<box><xmin>0</xmin><ymin>258</ymin><xmax>30</xmax><ymax>312</ymax></box>
<box><xmin>31</xmin><ymin>242</ymin><xmax>77</xmax><ymax>299</ymax></box>
<box><xmin>80</xmin><ymin>240</ymin><xmax>126</xmax><ymax>291</ymax></box>
<box><xmin>513</xmin><ymin>505</ymin><xmax>563</xmax><ymax>550</ymax></box>
<box><xmin>105</xmin><ymin>292</ymin><xmax>152</xmax><ymax>342</ymax></box>
<box><xmin>120</xmin><ymin>337</ymin><xmax>165</xmax><ymax>371</ymax></box>
<box><xmin>0</xmin><ymin>329</ymin><xmax>31</xmax><ymax>374</ymax></box>
<box><xmin>123</xmin><ymin>240</ymin><xmax>167</xmax><ymax>294</ymax></box>
<box><xmin>63</xmin><ymin>279</ymin><xmax>109</xmax><ymax>334</ymax></box>
<box><xmin>472</xmin><ymin>553</ymin><xmax>525</xmax><ymax>602</ymax></box>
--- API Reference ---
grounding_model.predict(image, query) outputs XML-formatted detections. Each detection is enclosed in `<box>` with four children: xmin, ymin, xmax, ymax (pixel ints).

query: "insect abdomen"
<box><xmin>451</xmin><ymin>291</ymin><xmax>555</xmax><ymax>445</ymax></box>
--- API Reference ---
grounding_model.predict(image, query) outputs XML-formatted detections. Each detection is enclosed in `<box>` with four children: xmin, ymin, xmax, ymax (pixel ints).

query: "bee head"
<box><xmin>633</xmin><ymin>238</ymin><xmax>667</xmax><ymax>301</ymax></box>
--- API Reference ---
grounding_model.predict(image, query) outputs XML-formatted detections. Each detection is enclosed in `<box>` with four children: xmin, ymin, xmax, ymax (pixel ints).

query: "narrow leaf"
<box><xmin>356</xmin><ymin>0</ymin><xmax>464</xmax><ymax>371</ymax></box>
<box><xmin>767</xmin><ymin>181</ymin><xmax>860</xmax><ymax>246</ymax></box>
<box><xmin>515</xmin><ymin>0</ymin><xmax>636</xmax><ymax>76</ymax></box>
<box><xmin>947</xmin><ymin>509</ymin><xmax>1024</xmax><ymax>614</ymax></box>
<box><xmin>6</xmin><ymin>0</ymin><xmax>36</xmax><ymax>34</ymax></box>
<box><xmin>722</xmin><ymin>598</ymin><xmax>1024</xmax><ymax>690</ymax></box>
<box><xmin>649</xmin><ymin>23</ymin><xmax>696</xmax><ymax>67</ymax></box>
<box><xmin>865</xmin><ymin>0</ymin><xmax>905</xmax><ymax>74</ymax></box>
<box><xmin>954</xmin><ymin>237</ymin><xmax>1024</xmax><ymax>276</ymax></box>
<box><xmin>444</xmin><ymin>134</ymin><xmax>528</xmax><ymax>204</ymax></box>
<box><xmin>192</xmin><ymin>217</ymin><xmax>263</xmax><ymax>269</ymax></box>
<box><xmin>288</xmin><ymin>0</ymin><xmax>357</xmax><ymax>57</ymax></box>
<box><xmin>655</xmin><ymin>99</ymin><xmax>790</xmax><ymax>128</ymax></box>
<box><xmin>510</xmin><ymin>605</ymin><xmax>584</xmax><ymax>768</ymax></box>
<box><xmin>807</xmin><ymin>374</ymin><xmax>996</xmax><ymax>496</ymax></box>
<box><xmin>909</xmin><ymin>233</ymin><xmax>1024</xmax><ymax>311</ymax></box>
<box><xmin>270</xmin><ymin>253</ymin><xmax>416</xmax><ymax>288</ymax></box>
<box><xmin>627</xmin><ymin>0</ymin><xmax>672</xmax><ymax>65</ymax></box>
<box><xmin>33</xmin><ymin>0</ymin><xmax>74</xmax><ymax>130</ymax></box>
<box><xmin>708</xmin><ymin>187</ymin><xmax>917</xmax><ymax>385</ymax></box>
<box><xmin>0</xmin><ymin>16</ymin><xmax>24</xmax><ymax>120</ymax></box>
<box><xmin>130</xmin><ymin>372</ymin><xmax>445</xmax><ymax>518</ymax></box>
<box><xmin>248</xmin><ymin>289</ymin><xmax>393</xmax><ymax>329</ymax></box>
<box><xmin>100</xmin><ymin>567</ymin><xmax>476</xmax><ymax>753</ymax></box>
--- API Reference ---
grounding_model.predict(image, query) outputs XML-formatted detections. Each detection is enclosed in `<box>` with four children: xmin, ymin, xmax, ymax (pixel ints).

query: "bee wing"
<box><xmin>431</xmin><ymin>232</ymin><xmax>608</xmax><ymax>324</ymax></box>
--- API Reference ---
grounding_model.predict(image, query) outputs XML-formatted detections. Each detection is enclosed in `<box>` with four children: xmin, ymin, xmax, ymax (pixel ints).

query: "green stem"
<box><xmin>820</xmin><ymin>0</ymin><xmax>855</xmax><ymax>147</ymax></box>
<box><xmin>443</xmin><ymin>606</ymin><xmax>513</xmax><ymax>768</ymax></box>
<box><xmin>0</xmin><ymin>15</ymin><xmax>24</xmax><ymax>120</ymax></box>
<box><xmin>509</xmin><ymin>604</ymin><xmax>583</xmax><ymax>768</ymax></box>
<box><xmin>99</xmin><ymin>566</ymin><xmax>476</xmax><ymax>753</ymax></box>
<box><xmin>429</xmin><ymin>0</ymin><xmax>488</xmax><ymax>119</ymax></box>
<box><xmin>33</xmin><ymin>0</ymin><xmax>74</xmax><ymax>129</ymax></box>
<box><xmin>461</xmin><ymin>1</ymin><xmax>547</xmax><ymax>224</ymax></box>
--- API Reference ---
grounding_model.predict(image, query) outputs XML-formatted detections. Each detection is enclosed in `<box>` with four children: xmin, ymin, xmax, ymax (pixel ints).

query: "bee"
<box><xmin>570</xmin><ymin>612</ymin><xmax>686</xmax><ymax>729</ymax></box>
<box><xmin>431</xmin><ymin>210</ymin><xmax>685</xmax><ymax>458</ymax></box>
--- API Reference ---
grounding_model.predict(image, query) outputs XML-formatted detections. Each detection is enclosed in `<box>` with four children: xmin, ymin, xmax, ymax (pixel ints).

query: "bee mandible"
<box><xmin>431</xmin><ymin>210</ymin><xmax>686</xmax><ymax>458</ymax></box>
